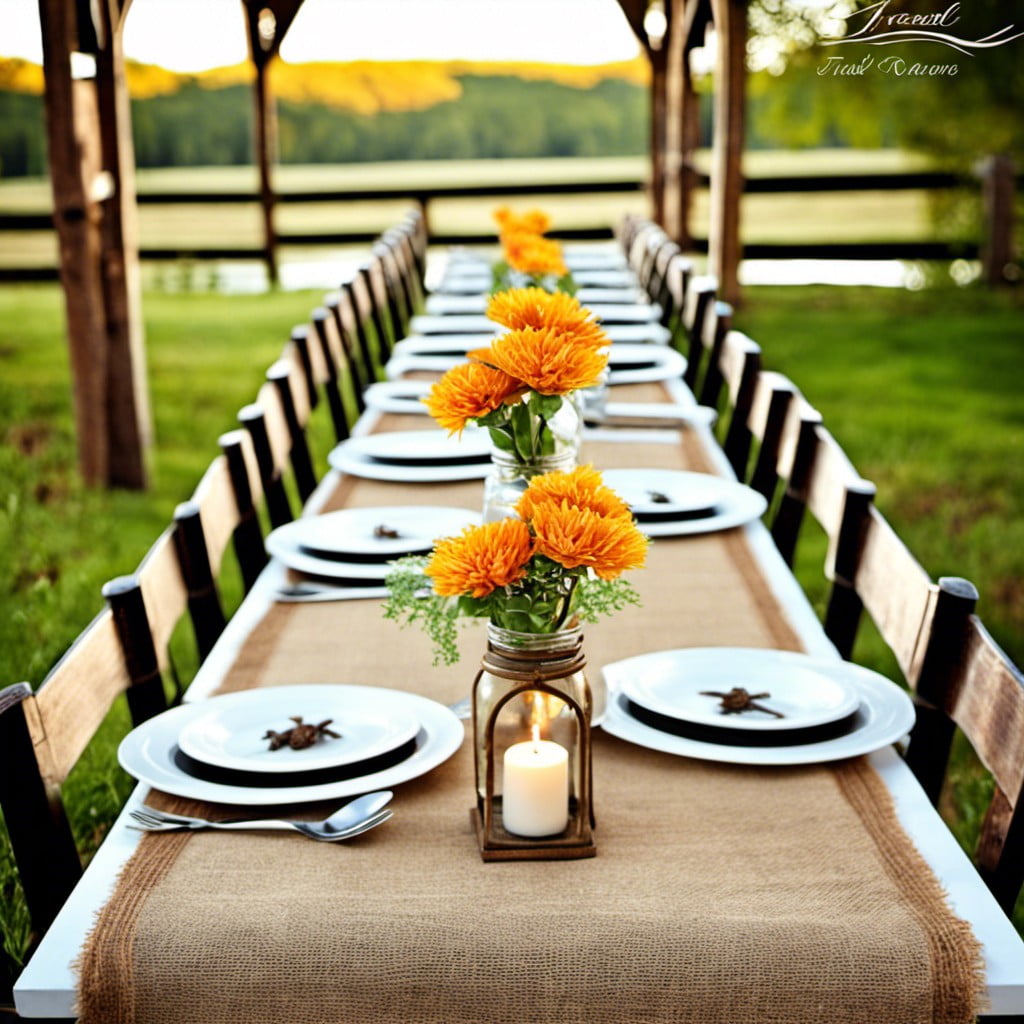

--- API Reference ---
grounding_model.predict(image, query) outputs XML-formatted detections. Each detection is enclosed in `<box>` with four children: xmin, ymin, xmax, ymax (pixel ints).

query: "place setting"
<box><xmin>117</xmin><ymin>682</ymin><xmax>466</xmax><ymax>806</ymax></box>
<box><xmin>384</xmin><ymin>338</ymin><xmax>681</xmax><ymax>382</ymax></box>
<box><xmin>408</xmin><ymin>301</ymin><xmax>663</xmax><ymax>335</ymax></box>
<box><xmin>326</xmin><ymin>426</ymin><xmax>492</xmax><ymax>482</ymax></box>
<box><xmin>600</xmin><ymin>468</ymin><xmax>767</xmax><ymax>535</ymax></box>
<box><xmin>599</xmin><ymin>647</ymin><xmax>916</xmax><ymax>766</ymax></box>
<box><xmin>425</xmin><ymin>285</ymin><xmax>649</xmax><ymax>315</ymax></box>
<box><xmin>265</xmin><ymin>504</ymin><xmax>481</xmax><ymax>599</ymax></box>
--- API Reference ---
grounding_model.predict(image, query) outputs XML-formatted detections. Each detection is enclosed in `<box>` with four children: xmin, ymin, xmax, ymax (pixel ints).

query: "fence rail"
<box><xmin>0</xmin><ymin>168</ymin><xmax>1006</xmax><ymax>283</ymax></box>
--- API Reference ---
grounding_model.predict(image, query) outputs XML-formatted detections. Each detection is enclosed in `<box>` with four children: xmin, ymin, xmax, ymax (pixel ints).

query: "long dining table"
<box><xmin>14</xmin><ymin>245</ymin><xmax>1024</xmax><ymax>1023</ymax></box>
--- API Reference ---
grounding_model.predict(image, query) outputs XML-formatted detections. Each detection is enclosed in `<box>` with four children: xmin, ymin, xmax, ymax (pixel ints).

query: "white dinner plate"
<box><xmin>119</xmin><ymin>686</ymin><xmax>465</xmax><ymax>805</ymax></box>
<box><xmin>601</xmin><ymin>469</ymin><xmax>767</xmax><ymax>536</ymax></box>
<box><xmin>265</xmin><ymin>506</ymin><xmax>479</xmax><ymax>580</ymax></box>
<box><xmin>600</xmin><ymin>648</ymin><xmax>915</xmax><ymax>766</ymax></box>
<box><xmin>410</xmin><ymin>305</ymin><xmax>660</xmax><ymax>335</ymax></box>
<box><xmin>425</xmin><ymin>288</ymin><xmax>647</xmax><ymax>315</ymax></box>
<box><xmin>177</xmin><ymin>684</ymin><xmax>422</xmax><ymax>774</ymax></box>
<box><xmin>328</xmin><ymin>428</ymin><xmax>491</xmax><ymax>483</ymax></box>
<box><xmin>365</xmin><ymin>380</ymin><xmax>435</xmax><ymax>415</ymax></box>
<box><xmin>619</xmin><ymin>648</ymin><xmax>861</xmax><ymax>733</ymax></box>
<box><xmin>605</xmin><ymin>345</ymin><xmax>686</xmax><ymax>385</ymax></box>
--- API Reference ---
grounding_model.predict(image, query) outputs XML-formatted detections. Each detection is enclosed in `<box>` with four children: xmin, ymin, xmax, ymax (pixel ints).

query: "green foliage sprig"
<box><xmin>383</xmin><ymin>554</ymin><xmax>641</xmax><ymax>667</ymax></box>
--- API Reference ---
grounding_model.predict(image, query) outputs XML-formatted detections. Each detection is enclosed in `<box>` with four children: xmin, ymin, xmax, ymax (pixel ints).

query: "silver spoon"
<box><xmin>129</xmin><ymin>790</ymin><xmax>394</xmax><ymax>842</ymax></box>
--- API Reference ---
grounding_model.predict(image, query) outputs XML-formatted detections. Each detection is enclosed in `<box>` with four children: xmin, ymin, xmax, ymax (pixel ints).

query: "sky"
<box><xmin>0</xmin><ymin>0</ymin><xmax>641</xmax><ymax>69</ymax></box>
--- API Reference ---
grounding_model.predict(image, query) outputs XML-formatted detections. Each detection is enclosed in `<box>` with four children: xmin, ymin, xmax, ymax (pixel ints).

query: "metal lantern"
<box><xmin>471</xmin><ymin>622</ymin><xmax>596</xmax><ymax>861</ymax></box>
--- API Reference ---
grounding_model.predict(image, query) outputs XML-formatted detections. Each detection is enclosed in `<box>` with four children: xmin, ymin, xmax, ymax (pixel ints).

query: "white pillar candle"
<box><xmin>502</xmin><ymin>733</ymin><xmax>569</xmax><ymax>838</ymax></box>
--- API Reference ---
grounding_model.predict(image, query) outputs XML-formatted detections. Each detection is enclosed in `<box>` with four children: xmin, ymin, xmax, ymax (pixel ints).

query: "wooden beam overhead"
<box><xmin>241</xmin><ymin>0</ymin><xmax>307</xmax><ymax>68</ymax></box>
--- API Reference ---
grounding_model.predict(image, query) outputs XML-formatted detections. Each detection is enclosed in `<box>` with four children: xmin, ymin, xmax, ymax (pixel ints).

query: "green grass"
<box><xmin>1</xmin><ymin>275</ymin><xmax>1022</xmax><ymax>980</ymax></box>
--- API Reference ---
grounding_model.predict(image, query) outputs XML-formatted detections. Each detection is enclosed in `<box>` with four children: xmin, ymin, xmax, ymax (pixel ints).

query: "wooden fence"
<box><xmin>0</xmin><ymin>165</ymin><xmax>1014</xmax><ymax>284</ymax></box>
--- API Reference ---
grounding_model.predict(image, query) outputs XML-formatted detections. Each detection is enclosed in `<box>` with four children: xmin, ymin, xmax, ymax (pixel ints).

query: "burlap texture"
<box><xmin>75</xmin><ymin>394</ymin><xmax>984</xmax><ymax>1024</ymax></box>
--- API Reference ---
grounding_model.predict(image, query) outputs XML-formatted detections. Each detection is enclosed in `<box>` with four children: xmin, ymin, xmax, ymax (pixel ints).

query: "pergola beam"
<box><xmin>240</xmin><ymin>0</ymin><xmax>306</xmax><ymax>287</ymax></box>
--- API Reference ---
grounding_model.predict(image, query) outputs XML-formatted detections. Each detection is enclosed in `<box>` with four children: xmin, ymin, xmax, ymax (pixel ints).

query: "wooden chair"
<box><xmin>709</xmin><ymin>329</ymin><xmax>763</xmax><ymax>480</ymax></box>
<box><xmin>357</xmin><ymin>260</ymin><xmax>395</xmax><ymax>363</ymax></box>
<box><xmin>679</xmin><ymin>277</ymin><xmax>718</xmax><ymax>393</ymax></box>
<box><xmin>374</xmin><ymin>239</ymin><xmax>412</xmax><ymax>343</ymax></box>
<box><xmin>661</xmin><ymin>252</ymin><xmax>694</xmax><ymax>335</ymax></box>
<box><xmin>0</xmin><ymin>598</ymin><xmax>169</xmax><ymax>951</ymax></box>
<box><xmin>912</xmin><ymin>606</ymin><xmax>1024</xmax><ymax>914</ymax></box>
<box><xmin>265</xmin><ymin>357</ymin><xmax>318</xmax><ymax>506</ymax></box>
<box><xmin>342</xmin><ymin>274</ymin><xmax>385</xmax><ymax>390</ymax></box>
<box><xmin>325</xmin><ymin>288</ymin><xmax>370</xmax><ymax>415</ymax></box>
<box><xmin>837</xmin><ymin>503</ymin><xmax>1024</xmax><ymax>914</ymax></box>
<box><xmin>309</xmin><ymin>304</ymin><xmax>359</xmax><ymax>442</ymax></box>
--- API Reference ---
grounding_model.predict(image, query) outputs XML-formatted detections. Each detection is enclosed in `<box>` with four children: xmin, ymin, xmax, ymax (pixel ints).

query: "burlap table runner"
<box><xmin>76</xmin><ymin>394</ymin><xmax>983</xmax><ymax>1024</ymax></box>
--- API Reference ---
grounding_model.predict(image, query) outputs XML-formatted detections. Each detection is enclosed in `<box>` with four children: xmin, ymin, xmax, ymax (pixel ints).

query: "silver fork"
<box><xmin>128</xmin><ymin>791</ymin><xmax>393</xmax><ymax>842</ymax></box>
<box><xmin>129</xmin><ymin>807</ymin><xmax>392</xmax><ymax>842</ymax></box>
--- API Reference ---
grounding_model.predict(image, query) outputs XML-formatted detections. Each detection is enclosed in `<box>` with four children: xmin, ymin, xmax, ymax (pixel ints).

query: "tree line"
<box><xmin>0</xmin><ymin>74</ymin><xmax>655</xmax><ymax>178</ymax></box>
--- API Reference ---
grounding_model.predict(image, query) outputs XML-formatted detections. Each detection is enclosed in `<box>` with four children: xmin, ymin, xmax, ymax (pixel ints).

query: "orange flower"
<box><xmin>487</xmin><ymin>288</ymin><xmax>609</xmax><ymax>351</ymax></box>
<box><xmin>494</xmin><ymin>206</ymin><xmax>552</xmax><ymax>236</ymax></box>
<box><xmin>501</xmin><ymin>231</ymin><xmax>568</xmax><ymax>278</ymax></box>
<box><xmin>516</xmin><ymin>465</ymin><xmax>633</xmax><ymax>522</ymax></box>
<box><xmin>425</xmin><ymin>519</ymin><xmax>534</xmax><ymax>598</ymax></box>
<box><xmin>529</xmin><ymin>501</ymin><xmax>648</xmax><ymax>580</ymax></box>
<box><xmin>422</xmin><ymin>361</ymin><xmax>525</xmax><ymax>433</ymax></box>
<box><xmin>470</xmin><ymin>327</ymin><xmax>607</xmax><ymax>396</ymax></box>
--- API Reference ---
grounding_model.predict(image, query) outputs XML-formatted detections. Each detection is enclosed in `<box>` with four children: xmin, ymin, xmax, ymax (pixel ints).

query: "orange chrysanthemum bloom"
<box><xmin>487</xmin><ymin>288</ymin><xmax>609</xmax><ymax>351</ymax></box>
<box><xmin>493</xmin><ymin>206</ymin><xmax>552</xmax><ymax>236</ymax></box>
<box><xmin>425</xmin><ymin>519</ymin><xmax>534</xmax><ymax>598</ymax></box>
<box><xmin>471</xmin><ymin>327</ymin><xmax>608</xmax><ymax>396</ymax></box>
<box><xmin>501</xmin><ymin>231</ymin><xmax>568</xmax><ymax>278</ymax></box>
<box><xmin>422</xmin><ymin>361</ymin><xmax>525</xmax><ymax>434</ymax></box>
<box><xmin>530</xmin><ymin>501</ymin><xmax>648</xmax><ymax>580</ymax></box>
<box><xmin>516</xmin><ymin>465</ymin><xmax>633</xmax><ymax>522</ymax></box>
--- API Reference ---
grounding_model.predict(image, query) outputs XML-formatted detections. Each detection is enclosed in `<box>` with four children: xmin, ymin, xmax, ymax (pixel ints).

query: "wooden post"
<box><xmin>241</xmin><ymin>2</ymin><xmax>306</xmax><ymax>290</ymax></box>
<box><xmin>253</xmin><ymin>59</ymin><xmax>279</xmax><ymax>288</ymax></box>
<box><xmin>95</xmin><ymin>0</ymin><xmax>151</xmax><ymax>486</ymax></box>
<box><xmin>38</xmin><ymin>0</ymin><xmax>150</xmax><ymax>488</ymax></box>
<box><xmin>664</xmin><ymin>0</ymin><xmax>706</xmax><ymax>247</ymax></box>
<box><xmin>649</xmin><ymin>47</ymin><xmax>669</xmax><ymax>227</ymax></box>
<box><xmin>981</xmin><ymin>154</ymin><xmax>1015</xmax><ymax>286</ymax></box>
<box><xmin>708</xmin><ymin>0</ymin><xmax>746</xmax><ymax>306</ymax></box>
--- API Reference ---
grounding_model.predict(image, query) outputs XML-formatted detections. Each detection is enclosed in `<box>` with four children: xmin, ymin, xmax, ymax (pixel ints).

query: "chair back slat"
<box><xmin>946</xmin><ymin>618</ymin><xmax>1024</xmax><ymax>804</ymax></box>
<box><xmin>805</xmin><ymin>425</ymin><xmax>864</xmax><ymax>544</ymax></box>
<box><xmin>136</xmin><ymin>528</ymin><xmax>188</xmax><ymax>668</ymax></box>
<box><xmin>32</xmin><ymin>609</ymin><xmax>131</xmax><ymax>783</ymax></box>
<box><xmin>852</xmin><ymin>506</ymin><xmax>932</xmax><ymax>679</ymax></box>
<box><xmin>717</xmin><ymin>330</ymin><xmax>761</xmax><ymax>477</ymax></box>
<box><xmin>746</xmin><ymin>372</ymin><xmax>796</xmax><ymax>501</ymax></box>
<box><xmin>193</xmin><ymin>455</ymin><xmax>244</xmax><ymax>574</ymax></box>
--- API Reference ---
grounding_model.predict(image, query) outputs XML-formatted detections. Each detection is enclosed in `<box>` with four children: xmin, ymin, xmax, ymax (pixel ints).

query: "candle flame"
<box><xmin>531</xmin><ymin>723</ymin><xmax>541</xmax><ymax>746</ymax></box>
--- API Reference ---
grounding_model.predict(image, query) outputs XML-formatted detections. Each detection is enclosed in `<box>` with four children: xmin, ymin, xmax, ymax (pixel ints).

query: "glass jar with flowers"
<box><xmin>384</xmin><ymin>466</ymin><xmax>647</xmax><ymax>856</ymax></box>
<box><xmin>491</xmin><ymin>206</ymin><xmax>577</xmax><ymax>295</ymax></box>
<box><xmin>422</xmin><ymin>288</ymin><xmax>611</xmax><ymax>520</ymax></box>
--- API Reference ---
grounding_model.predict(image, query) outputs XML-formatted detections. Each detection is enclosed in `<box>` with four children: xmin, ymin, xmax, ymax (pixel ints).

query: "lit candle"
<box><xmin>502</xmin><ymin>725</ymin><xmax>569</xmax><ymax>838</ymax></box>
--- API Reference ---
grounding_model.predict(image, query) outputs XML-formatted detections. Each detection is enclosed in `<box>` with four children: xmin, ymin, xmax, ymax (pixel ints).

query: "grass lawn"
<box><xmin>0</xmin><ymin>275</ymin><xmax>1021</xmax><ymax>980</ymax></box>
